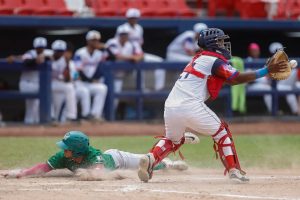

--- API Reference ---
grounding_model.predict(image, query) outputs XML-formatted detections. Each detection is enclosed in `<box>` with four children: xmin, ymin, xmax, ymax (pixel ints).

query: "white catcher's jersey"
<box><xmin>167</xmin><ymin>31</ymin><xmax>198</xmax><ymax>57</ymax></box>
<box><xmin>117</xmin><ymin>23</ymin><xmax>144</xmax><ymax>45</ymax></box>
<box><xmin>106</xmin><ymin>38</ymin><xmax>143</xmax><ymax>57</ymax></box>
<box><xmin>74</xmin><ymin>47</ymin><xmax>107</xmax><ymax>79</ymax></box>
<box><xmin>20</xmin><ymin>49</ymin><xmax>53</xmax><ymax>83</ymax></box>
<box><xmin>165</xmin><ymin>54</ymin><xmax>238</xmax><ymax>107</ymax></box>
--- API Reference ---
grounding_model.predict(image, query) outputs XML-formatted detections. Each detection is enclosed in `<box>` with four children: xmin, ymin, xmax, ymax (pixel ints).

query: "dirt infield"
<box><xmin>1</xmin><ymin>168</ymin><xmax>300</xmax><ymax>200</ymax></box>
<box><xmin>0</xmin><ymin>121</ymin><xmax>300</xmax><ymax>137</ymax></box>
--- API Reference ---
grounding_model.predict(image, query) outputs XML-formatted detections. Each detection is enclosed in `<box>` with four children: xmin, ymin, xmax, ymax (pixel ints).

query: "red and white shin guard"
<box><xmin>150</xmin><ymin>136</ymin><xmax>185</xmax><ymax>167</ymax></box>
<box><xmin>212</xmin><ymin>121</ymin><xmax>246</xmax><ymax>175</ymax></box>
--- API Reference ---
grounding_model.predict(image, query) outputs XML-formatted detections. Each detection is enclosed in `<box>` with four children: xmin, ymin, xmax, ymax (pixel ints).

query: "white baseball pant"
<box><xmin>144</xmin><ymin>53</ymin><xmax>166</xmax><ymax>91</ymax></box>
<box><xmin>75</xmin><ymin>81</ymin><xmax>91</xmax><ymax>117</ymax></box>
<box><xmin>296</xmin><ymin>82</ymin><xmax>300</xmax><ymax>114</ymax></box>
<box><xmin>164</xmin><ymin>102</ymin><xmax>233</xmax><ymax>156</ymax></box>
<box><xmin>52</xmin><ymin>80</ymin><xmax>77</xmax><ymax>120</ymax></box>
<box><xmin>277</xmin><ymin>84</ymin><xmax>298</xmax><ymax>114</ymax></box>
<box><xmin>19</xmin><ymin>80</ymin><xmax>39</xmax><ymax>124</ymax></box>
<box><xmin>104</xmin><ymin>149</ymin><xmax>143</xmax><ymax>170</ymax></box>
<box><xmin>77</xmin><ymin>81</ymin><xmax>107</xmax><ymax>119</ymax></box>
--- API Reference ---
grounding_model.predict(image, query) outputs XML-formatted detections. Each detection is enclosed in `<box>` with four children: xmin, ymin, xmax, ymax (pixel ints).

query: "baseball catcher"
<box><xmin>137</xmin><ymin>28</ymin><xmax>289</xmax><ymax>183</ymax></box>
<box><xmin>3</xmin><ymin>131</ymin><xmax>199</xmax><ymax>179</ymax></box>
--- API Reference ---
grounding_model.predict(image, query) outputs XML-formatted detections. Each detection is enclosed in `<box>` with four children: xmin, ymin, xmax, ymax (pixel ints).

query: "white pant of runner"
<box><xmin>104</xmin><ymin>149</ymin><xmax>144</xmax><ymax>170</ymax></box>
<box><xmin>19</xmin><ymin>80</ymin><xmax>39</xmax><ymax>124</ymax></box>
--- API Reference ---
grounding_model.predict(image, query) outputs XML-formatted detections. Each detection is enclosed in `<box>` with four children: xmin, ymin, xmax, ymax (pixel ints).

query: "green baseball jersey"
<box><xmin>47</xmin><ymin>146</ymin><xmax>116</xmax><ymax>171</ymax></box>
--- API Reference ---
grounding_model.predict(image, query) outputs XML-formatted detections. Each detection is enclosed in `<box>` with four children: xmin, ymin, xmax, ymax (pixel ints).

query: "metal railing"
<box><xmin>1</xmin><ymin>59</ymin><xmax>299</xmax><ymax>123</ymax></box>
<box><xmin>101</xmin><ymin>60</ymin><xmax>300</xmax><ymax>120</ymax></box>
<box><xmin>0</xmin><ymin>61</ymin><xmax>51</xmax><ymax>123</ymax></box>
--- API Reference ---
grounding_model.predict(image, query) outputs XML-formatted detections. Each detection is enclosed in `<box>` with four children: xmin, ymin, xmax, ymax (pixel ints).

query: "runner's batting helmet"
<box><xmin>56</xmin><ymin>131</ymin><xmax>89</xmax><ymax>157</ymax></box>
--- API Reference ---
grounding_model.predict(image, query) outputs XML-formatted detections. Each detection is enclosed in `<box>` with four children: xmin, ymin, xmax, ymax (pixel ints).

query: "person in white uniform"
<box><xmin>74</xmin><ymin>30</ymin><xmax>108</xmax><ymax>120</ymax></box>
<box><xmin>137</xmin><ymin>28</ymin><xmax>287</xmax><ymax>183</ymax></box>
<box><xmin>117</xmin><ymin>8</ymin><xmax>165</xmax><ymax>91</ymax></box>
<box><xmin>272</xmin><ymin>42</ymin><xmax>299</xmax><ymax>115</ymax></box>
<box><xmin>296</xmin><ymin>69</ymin><xmax>300</xmax><ymax>114</ymax></box>
<box><xmin>166</xmin><ymin>23</ymin><xmax>208</xmax><ymax>62</ymax></box>
<box><xmin>246</xmin><ymin>42</ymin><xmax>272</xmax><ymax>113</ymax></box>
<box><xmin>63</xmin><ymin>44</ymin><xmax>91</xmax><ymax>121</ymax></box>
<box><xmin>106</xmin><ymin>25</ymin><xmax>144</xmax><ymax>95</ymax></box>
<box><xmin>118</xmin><ymin>8</ymin><xmax>144</xmax><ymax>45</ymax></box>
<box><xmin>19</xmin><ymin>37</ymin><xmax>53</xmax><ymax>124</ymax></box>
<box><xmin>50</xmin><ymin>40</ymin><xmax>77</xmax><ymax>122</ymax></box>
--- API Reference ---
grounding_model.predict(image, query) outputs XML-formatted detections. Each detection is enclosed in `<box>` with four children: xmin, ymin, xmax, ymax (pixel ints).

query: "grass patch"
<box><xmin>0</xmin><ymin>135</ymin><xmax>300</xmax><ymax>169</ymax></box>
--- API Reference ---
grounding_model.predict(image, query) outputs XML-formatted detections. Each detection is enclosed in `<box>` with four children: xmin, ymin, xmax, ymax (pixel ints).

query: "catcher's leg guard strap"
<box><xmin>151</xmin><ymin>136</ymin><xmax>185</xmax><ymax>166</ymax></box>
<box><xmin>212</xmin><ymin>121</ymin><xmax>246</xmax><ymax>175</ymax></box>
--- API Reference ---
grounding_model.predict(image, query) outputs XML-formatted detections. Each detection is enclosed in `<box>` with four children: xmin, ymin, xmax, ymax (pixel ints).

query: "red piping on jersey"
<box><xmin>183</xmin><ymin>50</ymin><xmax>228</xmax><ymax>79</ymax></box>
<box><xmin>183</xmin><ymin>62</ymin><xmax>205</xmax><ymax>79</ymax></box>
<box><xmin>182</xmin><ymin>50</ymin><xmax>228</xmax><ymax>100</ymax></box>
<box><xmin>199</xmin><ymin>50</ymin><xmax>228</xmax><ymax>62</ymax></box>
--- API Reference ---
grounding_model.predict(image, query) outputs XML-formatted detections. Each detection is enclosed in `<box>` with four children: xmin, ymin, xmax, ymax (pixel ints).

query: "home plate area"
<box><xmin>1</xmin><ymin>168</ymin><xmax>300</xmax><ymax>200</ymax></box>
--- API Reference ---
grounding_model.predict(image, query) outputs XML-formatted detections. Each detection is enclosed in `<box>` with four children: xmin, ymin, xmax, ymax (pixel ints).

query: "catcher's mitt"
<box><xmin>267</xmin><ymin>49</ymin><xmax>291</xmax><ymax>80</ymax></box>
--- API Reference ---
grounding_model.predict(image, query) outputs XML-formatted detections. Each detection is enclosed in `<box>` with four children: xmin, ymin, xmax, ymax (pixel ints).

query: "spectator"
<box><xmin>277</xmin><ymin>67</ymin><xmax>299</xmax><ymax>115</ymax></box>
<box><xmin>118</xmin><ymin>8</ymin><xmax>165</xmax><ymax>91</ymax></box>
<box><xmin>230</xmin><ymin>56</ymin><xmax>246</xmax><ymax>115</ymax></box>
<box><xmin>74</xmin><ymin>30</ymin><xmax>108</xmax><ymax>121</ymax></box>
<box><xmin>50</xmin><ymin>40</ymin><xmax>77</xmax><ymax>122</ymax></box>
<box><xmin>106</xmin><ymin>25</ymin><xmax>143</xmax><ymax>113</ymax></box>
<box><xmin>64</xmin><ymin>43</ymin><xmax>91</xmax><ymax>121</ymax></box>
<box><xmin>118</xmin><ymin>8</ymin><xmax>143</xmax><ymax>45</ymax></box>
<box><xmin>297</xmin><ymin>68</ymin><xmax>300</xmax><ymax>114</ymax></box>
<box><xmin>19</xmin><ymin>37</ymin><xmax>53</xmax><ymax>124</ymax></box>
<box><xmin>246</xmin><ymin>42</ymin><xmax>272</xmax><ymax>113</ymax></box>
<box><xmin>270</xmin><ymin>42</ymin><xmax>299</xmax><ymax>115</ymax></box>
<box><xmin>246</xmin><ymin>43</ymin><xmax>260</xmax><ymax>62</ymax></box>
<box><xmin>166</xmin><ymin>23</ymin><xmax>208</xmax><ymax>62</ymax></box>
<box><xmin>106</xmin><ymin>25</ymin><xmax>144</xmax><ymax>96</ymax></box>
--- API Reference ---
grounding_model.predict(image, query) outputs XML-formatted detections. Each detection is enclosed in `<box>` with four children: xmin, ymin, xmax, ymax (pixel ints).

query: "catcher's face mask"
<box><xmin>216</xmin><ymin>35</ymin><xmax>231</xmax><ymax>58</ymax></box>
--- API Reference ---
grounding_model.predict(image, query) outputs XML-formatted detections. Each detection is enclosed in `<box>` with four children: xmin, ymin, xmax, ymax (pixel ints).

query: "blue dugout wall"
<box><xmin>1</xmin><ymin>59</ymin><xmax>300</xmax><ymax>122</ymax></box>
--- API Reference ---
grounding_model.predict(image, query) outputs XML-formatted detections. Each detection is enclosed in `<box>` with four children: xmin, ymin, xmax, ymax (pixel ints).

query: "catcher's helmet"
<box><xmin>198</xmin><ymin>28</ymin><xmax>231</xmax><ymax>59</ymax></box>
<box><xmin>56</xmin><ymin>131</ymin><xmax>90</xmax><ymax>157</ymax></box>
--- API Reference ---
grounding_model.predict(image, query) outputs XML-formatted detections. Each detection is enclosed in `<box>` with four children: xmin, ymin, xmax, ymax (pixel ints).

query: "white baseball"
<box><xmin>289</xmin><ymin>60</ymin><xmax>298</xmax><ymax>68</ymax></box>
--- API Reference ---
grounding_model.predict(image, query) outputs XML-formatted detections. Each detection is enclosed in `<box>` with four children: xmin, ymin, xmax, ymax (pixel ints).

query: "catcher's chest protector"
<box><xmin>183</xmin><ymin>51</ymin><xmax>228</xmax><ymax>100</ymax></box>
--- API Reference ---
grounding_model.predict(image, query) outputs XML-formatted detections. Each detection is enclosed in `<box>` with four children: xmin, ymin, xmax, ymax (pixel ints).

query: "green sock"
<box><xmin>153</xmin><ymin>162</ymin><xmax>166</xmax><ymax>171</ymax></box>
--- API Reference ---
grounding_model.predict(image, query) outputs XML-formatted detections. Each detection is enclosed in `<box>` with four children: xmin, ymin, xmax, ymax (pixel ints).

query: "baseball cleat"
<box><xmin>161</xmin><ymin>158</ymin><xmax>188</xmax><ymax>171</ymax></box>
<box><xmin>171</xmin><ymin>160</ymin><xmax>189</xmax><ymax>171</ymax></box>
<box><xmin>184</xmin><ymin>132</ymin><xmax>200</xmax><ymax>144</ymax></box>
<box><xmin>228</xmin><ymin>168</ymin><xmax>250</xmax><ymax>183</ymax></box>
<box><xmin>138</xmin><ymin>153</ymin><xmax>155</xmax><ymax>182</ymax></box>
